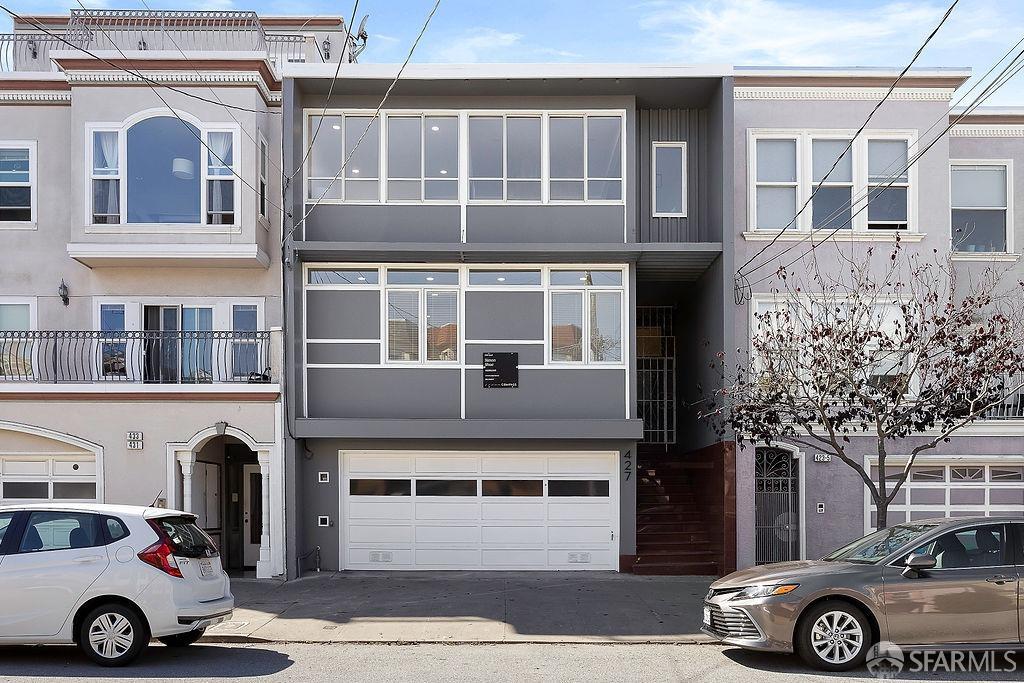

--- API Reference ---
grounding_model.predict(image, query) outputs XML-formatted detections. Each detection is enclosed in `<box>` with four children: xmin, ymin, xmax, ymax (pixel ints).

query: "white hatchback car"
<box><xmin>0</xmin><ymin>503</ymin><xmax>233</xmax><ymax>666</ymax></box>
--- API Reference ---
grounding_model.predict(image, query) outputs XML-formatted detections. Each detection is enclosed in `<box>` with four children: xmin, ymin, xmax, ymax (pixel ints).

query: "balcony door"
<box><xmin>143</xmin><ymin>305</ymin><xmax>212</xmax><ymax>383</ymax></box>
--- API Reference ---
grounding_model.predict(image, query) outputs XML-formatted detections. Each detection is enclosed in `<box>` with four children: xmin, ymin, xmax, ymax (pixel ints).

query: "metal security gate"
<box><xmin>637</xmin><ymin>306</ymin><xmax>675</xmax><ymax>445</ymax></box>
<box><xmin>754</xmin><ymin>447</ymin><xmax>800</xmax><ymax>564</ymax></box>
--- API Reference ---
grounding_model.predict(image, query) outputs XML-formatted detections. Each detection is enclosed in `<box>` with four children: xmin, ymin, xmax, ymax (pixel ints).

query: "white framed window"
<box><xmin>469</xmin><ymin>115</ymin><xmax>542</xmax><ymax>201</ymax></box>
<box><xmin>258</xmin><ymin>133</ymin><xmax>269</xmax><ymax>221</ymax></box>
<box><xmin>307</xmin><ymin>110</ymin><xmax>625</xmax><ymax>206</ymax></box>
<box><xmin>88</xmin><ymin>112</ymin><xmax>240</xmax><ymax>229</ymax></box>
<box><xmin>387</xmin><ymin>115</ymin><xmax>458</xmax><ymax>202</ymax></box>
<box><xmin>652</xmin><ymin>141</ymin><xmax>687</xmax><ymax>217</ymax></box>
<box><xmin>0</xmin><ymin>297</ymin><xmax>36</xmax><ymax>380</ymax></box>
<box><xmin>384</xmin><ymin>270</ymin><xmax>460</xmax><ymax>364</ymax></box>
<box><xmin>0</xmin><ymin>141</ymin><xmax>36</xmax><ymax>226</ymax></box>
<box><xmin>950</xmin><ymin>160</ymin><xmax>1012</xmax><ymax>254</ymax></box>
<box><xmin>548</xmin><ymin>269</ymin><xmax>623</xmax><ymax>364</ymax></box>
<box><xmin>748</xmin><ymin>130</ymin><xmax>916</xmax><ymax>233</ymax></box>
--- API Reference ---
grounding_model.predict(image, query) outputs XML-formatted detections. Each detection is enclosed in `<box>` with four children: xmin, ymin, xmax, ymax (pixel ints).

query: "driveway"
<box><xmin>207</xmin><ymin>572</ymin><xmax>717</xmax><ymax>643</ymax></box>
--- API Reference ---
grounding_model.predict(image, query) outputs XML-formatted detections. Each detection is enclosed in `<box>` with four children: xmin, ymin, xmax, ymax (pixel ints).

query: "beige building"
<box><xmin>0</xmin><ymin>9</ymin><xmax>354</xmax><ymax>578</ymax></box>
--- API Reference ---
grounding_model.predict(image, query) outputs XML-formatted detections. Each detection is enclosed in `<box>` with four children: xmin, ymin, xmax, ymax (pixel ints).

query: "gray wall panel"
<box><xmin>637</xmin><ymin>108</ymin><xmax>709</xmax><ymax>242</ymax></box>
<box><xmin>465</xmin><ymin>344</ymin><xmax>545</xmax><ymax>365</ymax></box>
<box><xmin>466</xmin><ymin>205</ymin><xmax>625</xmax><ymax>243</ymax></box>
<box><xmin>465</xmin><ymin>369</ymin><xmax>626</xmax><ymax>419</ymax></box>
<box><xmin>306</xmin><ymin>343</ymin><xmax>381</xmax><ymax>364</ymax></box>
<box><xmin>305</xmin><ymin>290</ymin><xmax>380</xmax><ymax>340</ymax></box>
<box><xmin>307</xmin><ymin>368</ymin><xmax>461</xmax><ymax>418</ymax></box>
<box><xmin>305</xmin><ymin>205</ymin><xmax>461</xmax><ymax>242</ymax></box>
<box><xmin>465</xmin><ymin>291</ymin><xmax>545</xmax><ymax>341</ymax></box>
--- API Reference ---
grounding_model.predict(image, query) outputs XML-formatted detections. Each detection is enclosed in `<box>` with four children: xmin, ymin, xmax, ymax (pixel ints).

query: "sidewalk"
<box><xmin>206</xmin><ymin>572</ymin><xmax>717</xmax><ymax>644</ymax></box>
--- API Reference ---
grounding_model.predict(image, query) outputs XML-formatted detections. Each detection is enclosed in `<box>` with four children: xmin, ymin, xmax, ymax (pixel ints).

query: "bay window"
<box><xmin>749</xmin><ymin>130</ymin><xmax>915</xmax><ymax>233</ymax></box>
<box><xmin>90</xmin><ymin>115</ymin><xmax>238</xmax><ymax>227</ymax></box>
<box><xmin>951</xmin><ymin>162</ymin><xmax>1010</xmax><ymax>253</ymax></box>
<box><xmin>0</xmin><ymin>143</ymin><xmax>34</xmax><ymax>224</ymax></box>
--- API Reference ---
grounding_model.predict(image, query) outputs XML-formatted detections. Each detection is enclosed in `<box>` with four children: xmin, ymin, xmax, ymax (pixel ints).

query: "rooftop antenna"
<box><xmin>350</xmin><ymin>14</ymin><xmax>369</xmax><ymax>60</ymax></box>
<box><xmin>150</xmin><ymin>489</ymin><xmax>165</xmax><ymax>508</ymax></box>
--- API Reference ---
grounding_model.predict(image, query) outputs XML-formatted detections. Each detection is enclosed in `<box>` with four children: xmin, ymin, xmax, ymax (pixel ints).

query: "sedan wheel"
<box><xmin>796</xmin><ymin>601</ymin><xmax>872</xmax><ymax>671</ymax></box>
<box><xmin>79</xmin><ymin>604</ymin><xmax>147</xmax><ymax>667</ymax></box>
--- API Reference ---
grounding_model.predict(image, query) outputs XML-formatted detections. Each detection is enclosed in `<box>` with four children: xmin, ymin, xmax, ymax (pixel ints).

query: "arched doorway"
<box><xmin>754</xmin><ymin>445</ymin><xmax>801</xmax><ymax>564</ymax></box>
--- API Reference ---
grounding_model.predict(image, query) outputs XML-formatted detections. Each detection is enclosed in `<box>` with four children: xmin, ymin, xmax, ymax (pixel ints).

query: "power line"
<box><xmin>68</xmin><ymin>0</ymin><xmax>289</xmax><ymax>218</ymax></box>
<box><xmin>288</xmin><ymin>0</ymin><xmax>361</xmax><ymax>182</ymax></box>
<box><xmin>0</xmin><ymin>5</ymin><xmax>278</xmax><ymax>115</ymax></box>
<box><xmin>735</xmin><ymin>0</ymin><xmax>961</xmax><ymax>280</ymax></box>
<box><xmin>742</xmin><ymin>47</ymin><xmax>1024</xmax><ymax>290</ymax></box>
<box><xmin>285</xmin><ymin>0</ymin><xmax>443</xmax><ymax>243</ymax></box>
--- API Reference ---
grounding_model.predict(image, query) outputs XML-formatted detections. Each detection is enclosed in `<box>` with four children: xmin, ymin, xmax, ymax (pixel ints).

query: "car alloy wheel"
<box><xmin>809</xmin><ymin>610</ymin><xmax>864</xmax><ymax>665</ymax></box>
<box><xmin>88</xmin><ymin>612</ymin><xmax>135</xmax><ymax>660</ymax></box>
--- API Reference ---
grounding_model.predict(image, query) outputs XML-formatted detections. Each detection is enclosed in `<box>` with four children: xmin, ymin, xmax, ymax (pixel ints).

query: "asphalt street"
<box><xmin>0</xmin><ymin>643</ymin><xmax>1021</xmax><ymax>682</ymax></box>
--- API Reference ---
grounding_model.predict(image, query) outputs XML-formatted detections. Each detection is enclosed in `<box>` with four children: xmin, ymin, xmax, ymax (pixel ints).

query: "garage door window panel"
<box><xmin>483</xmin><ymin>480</ymin><xmax>543</xmax><ymax>496</ymax></box>
<box><xmin>548</xmin><ymin>480</ymin><xmax>610</xmax><ymax>497</ymax></box>
<box><xmin>350</xmin><ymin>479</ymin><xmax>411</xmax><ymax>496</ymax></box>
<box><xmin>416</xmin><ymin>480</ymin><xmax>478</xmax><ymax>496</ymax></box>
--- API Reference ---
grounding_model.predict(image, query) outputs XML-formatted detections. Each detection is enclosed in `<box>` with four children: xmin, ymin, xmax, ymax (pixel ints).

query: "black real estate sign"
<box><xmin>482</xmin><ymin>352</ymin><xmax>518</xmax><ymax>388</ymax></box>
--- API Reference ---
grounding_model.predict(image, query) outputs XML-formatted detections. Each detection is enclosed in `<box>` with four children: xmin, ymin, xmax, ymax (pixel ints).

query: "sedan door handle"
<box><xmin>73</xmin><ymin>555</ymin><xmax>104</xmax><ymax>564</ymax></box>
<box><xmin>986</xmin><ymin>575</ymin><xmax>1015</xmax><ymax>585</ymax></box>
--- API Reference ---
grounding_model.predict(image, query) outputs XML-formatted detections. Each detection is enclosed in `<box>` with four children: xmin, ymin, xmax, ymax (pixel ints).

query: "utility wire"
<box><xmin>735</xmin><ymin>0</ymin><xmax>961</xmax><ymax>281</ymax></box>
<box><xmin>0</xmin><ymin>5</ymin><xmax>277</xmax><ymax>115</ymax></box>
<box><xmin>69</xmin><ymin>0</ymin><xmax>288</xmax><ymax>217</ymax></box>
<box><xmin>288</xmin><ymin>0</ymin><xmax>361</xmax><ymax>182</ymax></box>
<box><xmin>285</xmin><ymin>0</ymin><xmax>442</xmax><ymax>243</ymax></box>
<box><xmin>743</xmin><ymin>48</ymin><xmax>1024</xmax><ymax>290</ymax></box>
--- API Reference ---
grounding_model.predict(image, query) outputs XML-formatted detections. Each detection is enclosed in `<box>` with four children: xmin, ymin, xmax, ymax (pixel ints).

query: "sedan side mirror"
<box><xmin>902</xmin><ymin>553</ymin><xmax>936</xmax><ymax>578</ymax></box>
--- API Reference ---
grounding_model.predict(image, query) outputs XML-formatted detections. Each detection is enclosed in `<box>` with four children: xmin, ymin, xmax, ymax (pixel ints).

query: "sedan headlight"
<box><xmin>730</xmin><ymin>583</ymin><xmax>799</xmax><ymax>600</ymax></box>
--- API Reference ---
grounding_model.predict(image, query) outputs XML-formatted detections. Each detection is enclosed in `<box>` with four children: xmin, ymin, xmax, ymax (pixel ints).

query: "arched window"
<box><xmin>128</xmin><ymin>116</ymin><xmax>201</xmax><ymax>223</ymax></box>
<box><xmin>90</xmin><ymin>113</ymin><xmax>237</xmax><ymax>227</ymax></box>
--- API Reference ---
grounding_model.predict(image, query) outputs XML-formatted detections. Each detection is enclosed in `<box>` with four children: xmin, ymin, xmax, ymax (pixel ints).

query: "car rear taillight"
<box><xmin>138</xmin><ymin>521</ymin><xmax>183</xmax><ymax>578</ymax></box>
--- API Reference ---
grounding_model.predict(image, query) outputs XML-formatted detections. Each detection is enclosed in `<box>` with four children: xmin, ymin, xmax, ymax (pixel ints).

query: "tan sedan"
<box><xmin>702</xmin><ymin>518</ymin><xmax>1023</xmax><ymax>670</ymax></box>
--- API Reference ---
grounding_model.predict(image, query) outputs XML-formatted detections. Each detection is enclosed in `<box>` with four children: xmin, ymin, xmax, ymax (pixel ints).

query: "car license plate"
<box><xmin>199</xmin><ymin>558</ymin><xmax>214</xmax><ymax>577</ymax></box>
<box><xmin>703</xmin><ymin>606</ymin><xmax>711</xmax><ymax>626</ymax></box>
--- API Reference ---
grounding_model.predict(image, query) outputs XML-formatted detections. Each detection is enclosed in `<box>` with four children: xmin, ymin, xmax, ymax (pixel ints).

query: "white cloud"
<box><xmin>425</xmin><ymin>27</ymin><xmax>523</xmax><ymax>62</ymax></box>
<box><xmin>637</xmin><ymin>0</ymin><xmax>995</xmax><ymax>65</ymax></box>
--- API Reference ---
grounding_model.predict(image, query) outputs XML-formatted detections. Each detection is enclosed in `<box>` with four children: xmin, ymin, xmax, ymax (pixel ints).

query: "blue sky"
<box><xmin>5</xmin><ymin>0</ymin><xmax>1024</xmax><ymax>103</ymax></box>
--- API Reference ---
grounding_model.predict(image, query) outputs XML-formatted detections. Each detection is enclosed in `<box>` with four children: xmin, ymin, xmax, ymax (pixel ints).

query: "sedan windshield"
<box><xmin>823</xmin><ymin>523</ymin><xmax>939</xmax><ymax>564</ymax></box>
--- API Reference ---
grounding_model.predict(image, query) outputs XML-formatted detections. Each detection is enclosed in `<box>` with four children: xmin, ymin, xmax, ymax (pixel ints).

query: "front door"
<box><xmin>882</xmin><ymin>523</ymin><xmax>1019</xmax><ymax>645</ymax></box>
<box><xmin>754</xmin><ymin>447</ymin><xmax>801</xmax><ymax>564</ymax></box>
<box><xmin>242</xmin><ymin>463</ymin><xmax>262</xmax><ymax>567</ymax></box>
<box><xmin>0</xmin><ymin>511</ymin><xmax>109</xmax><ymax>637</ymax></box>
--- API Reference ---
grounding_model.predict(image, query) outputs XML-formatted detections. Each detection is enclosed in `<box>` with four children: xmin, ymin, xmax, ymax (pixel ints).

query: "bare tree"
<box><xmin>704</xmin><ymin>243</ymin><xmax>1024</xmax><ymax>529</ymax></box>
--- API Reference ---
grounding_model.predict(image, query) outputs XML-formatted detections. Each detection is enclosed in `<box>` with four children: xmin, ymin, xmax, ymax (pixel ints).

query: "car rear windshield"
<box><xmin>823</xmin><ymin>523</ymin><xmax>939</xmax><ymax>564</ymax></box>
<box><xmin>153</xmin><ymin>516</ymin><xmax>218</xmax><ymax>558</ymax></box>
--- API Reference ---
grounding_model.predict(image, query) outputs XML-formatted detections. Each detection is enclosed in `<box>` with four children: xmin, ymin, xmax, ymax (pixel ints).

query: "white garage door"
<box><xmin>340</xmin><ymin>451</ymin><xmax>619</xmax><ymax>570</ymax></box>
<box><xmin>0</xmin><ymin>455</ymin><xmax>98</xmax><ymax>503</ymax></box>
<box><xmin>869</xmin><ymin>460</ymin><xmax>1024</xmax><ymax>529</ymax></box>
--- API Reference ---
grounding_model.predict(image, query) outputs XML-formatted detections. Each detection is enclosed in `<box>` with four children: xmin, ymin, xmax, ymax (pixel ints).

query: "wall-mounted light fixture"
<box><xmin>58</xmin><ymin>279</ymin><xmax>69</xmax><ymax>306</ymax></box>
<box><xmin>322</xmin><ymin>37</ymin><xmax>331</xmax><ymax>60</ymax></box>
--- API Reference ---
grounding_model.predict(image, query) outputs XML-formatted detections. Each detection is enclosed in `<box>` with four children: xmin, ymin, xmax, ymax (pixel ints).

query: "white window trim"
<box><xmin>85</xmin><ymin>109</ymin><xmax>242</xmax><ymax>234</ymax></box>
<box><xmin>0</xmin><ymin>140</ymin><xmax>37</xmax><ymax>229</ymax></box>
<box><xmin>651</xmin><ymin>141</ymin><xmax>687</xmax><ymax>218</ymax></box>
<box><xmin>949</xmin><ymin>158</ymin><xmax>1014</xmax><ymax>256</ymax></box>
<box><xmin>383</xmin><ymin>272</ymin><xmax>461</xmax><ymax>366</ymax></box>
<box><xmin>303</xmin><ymin>108</ymin><xmax>627</xmax><ymax>208</ymax></box>
<box><xmin>91</xmin><ymin>297</ymin><xmax>265</xmax><ymax>332</ymax></box>
<box><xmin>258</xmin><ymin>130</ymin><xmax>270</xmax><ymax>230</ymax></box>
<box><xmin>0</xmin><ymin>296</ymin><xmax>38</xmax><ymax>330</ymax></box>
<box><xmin>385</xmin><ymin>114</ymin><xmax>460</xmax><ymax>204</ymax></box>
<box><xmin>747</xmin><ymin>128</ymin><xmax>918</xmax><ymax>235</ymax></box>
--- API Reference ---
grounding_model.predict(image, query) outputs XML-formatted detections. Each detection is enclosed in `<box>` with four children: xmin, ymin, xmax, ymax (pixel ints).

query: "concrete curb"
<box><xmin>201</xmin><ymin>635</ymin><xmax>721</xmax><ymax>646</ymax></box>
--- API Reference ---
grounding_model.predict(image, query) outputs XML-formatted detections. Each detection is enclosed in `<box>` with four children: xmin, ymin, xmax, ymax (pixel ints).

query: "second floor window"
<box><xmin>91</xmin><ymin>115</ymin><xmax>238</xmax><ymax>227</ymax></box>
<box><xmin>386</xmin><ymin>270</ymin><xmax>459</xmax><ymax>363</ymax></box>
<box><xmin>0</xmin><ymin>144</ymin><xmax>34</xmax><ymax>224</ymax></box>
<box><xmin>307</xmin><ymin>111</ymin><xmax>624</xmax><ymax>205</ymax></box>
<box><xmin>951</xmin><ymin>163</ymin><xmax>1010</xmax><ymax>253</ymax></box>
<box><xmin>750</xmin><ymin>131</ymin><xmax>914</xmax><ymax>233</ymax></box>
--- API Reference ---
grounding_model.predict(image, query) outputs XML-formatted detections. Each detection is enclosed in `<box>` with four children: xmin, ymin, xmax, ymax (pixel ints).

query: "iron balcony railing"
<box><xmin>2</xmin><ymin>9</ymin><xmax>327</xmax><ymax>72</ymax></box>
<box><xmin>0</xmin><ymin>330</ymin><xmax>271</xmax><ymax>384</ymax></box>
<box><xmin>984</xmin><ymin>379</ymin><xmax>1024</xmax><ymax>419</ymax></box>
